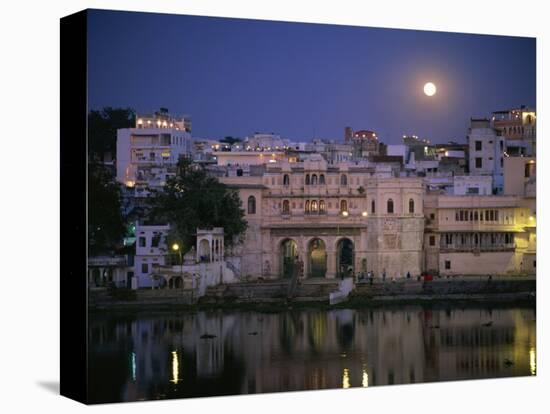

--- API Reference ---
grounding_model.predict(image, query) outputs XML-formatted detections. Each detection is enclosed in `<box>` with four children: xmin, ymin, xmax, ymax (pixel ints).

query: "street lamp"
<box><xmin>172</xmin><ymin>243</ymin><xmax>183</xmax><ymax>277</ymax></box>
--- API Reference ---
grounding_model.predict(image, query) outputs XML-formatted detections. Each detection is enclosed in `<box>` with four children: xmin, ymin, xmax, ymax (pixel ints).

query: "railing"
<box><xmin>440</xmin><ymin>244</ymin><xmax>516</xmax><ymax>253</ymax></box>
<box><xmin>88</xmin><ymin>256</ymin><xmax>128</xmax><ymax>267</ymax></box>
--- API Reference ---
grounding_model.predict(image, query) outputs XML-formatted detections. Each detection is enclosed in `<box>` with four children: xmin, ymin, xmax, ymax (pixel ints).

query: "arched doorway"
<box><xmin>280</xmin><ymin>239</ymin><xmax>298</xmax><ymax>279</ymax></box>
<box><xmin>337</xmin><ymin>238</ymin><xmax>354</xmax><ymax>278</ymax></box>
<box><xmin>198</xmin><ymin>239</ymin><xmax>210</xmax><ymax>262</ymax></box>
<box><xmin>308</xmin><ymin>238</ymin><xmax>327</xmax><ymax>278</ymax></box>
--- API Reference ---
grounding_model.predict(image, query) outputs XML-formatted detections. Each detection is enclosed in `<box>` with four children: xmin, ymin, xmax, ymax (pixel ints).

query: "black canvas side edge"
<box><xmin>60</xmin><ymin>9</ymin><xmax>88</xmax><ymax>404</ymax></box>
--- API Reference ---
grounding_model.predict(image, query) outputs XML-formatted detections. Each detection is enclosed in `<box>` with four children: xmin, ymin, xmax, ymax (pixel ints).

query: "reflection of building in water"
<box><xmin>89</xmin><ymin>306</ymin><xmax>535</xmax><ymax>402</ymax></box>
<box><xmin>420</xmin><ymin>308</ymin><xmax>536</xmax><ymax>381</ymax></box>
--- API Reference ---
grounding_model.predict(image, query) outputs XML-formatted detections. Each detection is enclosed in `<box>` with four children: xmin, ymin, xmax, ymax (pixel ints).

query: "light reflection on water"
<box><xmin>88</xmin><ymin>305</ymin><xmax>535</xmax><ymax>403</ymax></box>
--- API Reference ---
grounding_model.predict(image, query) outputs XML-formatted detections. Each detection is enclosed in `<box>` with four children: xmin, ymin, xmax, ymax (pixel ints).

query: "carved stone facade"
<box><xmin>221</xmin><ymin>157</ymin><xmax>425</xmax><ymax>279</ymax></box>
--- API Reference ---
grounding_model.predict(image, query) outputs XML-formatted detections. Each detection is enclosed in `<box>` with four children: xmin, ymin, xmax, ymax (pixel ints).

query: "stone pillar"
<box><xmin>326</xmin><ymin>247</ymin><xmax>336</xmax><ymax>279</ymax></box>
<box><xmin>210</xmin><ymin>239</ymin><xmax>214</xmax><ymax>263</ymax></box>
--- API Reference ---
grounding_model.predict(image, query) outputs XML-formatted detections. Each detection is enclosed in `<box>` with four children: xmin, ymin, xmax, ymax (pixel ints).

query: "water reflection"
<box><xmin>88</xmin><ymin>305</ymin><xmax>536</xmax><ymax>403</ymax></box>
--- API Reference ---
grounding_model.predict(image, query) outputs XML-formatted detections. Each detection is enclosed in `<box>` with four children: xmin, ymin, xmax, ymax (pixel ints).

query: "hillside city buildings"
<box><xmin>91</xmin><ymin>106</ymin><xmax>536</xmax><ymax>290</ymax></box>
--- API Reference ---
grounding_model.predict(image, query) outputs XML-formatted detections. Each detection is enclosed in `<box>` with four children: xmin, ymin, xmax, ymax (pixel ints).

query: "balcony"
<box><xmin>440</xmin><ymin>244</ymin><xmax>516</xmax><ymax>253</ymax></box>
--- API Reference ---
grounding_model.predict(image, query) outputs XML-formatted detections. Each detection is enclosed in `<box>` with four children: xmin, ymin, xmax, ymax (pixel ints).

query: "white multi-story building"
<box><xmin>116</xmin><ymin>110</ymin><xmax>194</xmax><ymax>196</ymax></box>
<box><xmin>134</xmin><ymin>223</ymin><xmax>171</xmax><ymax>288</ymax></box>
<box><xmin>452</xmin><ymin>175</ymin><xmax>493</xmax><ymax>196</ymax></box>
<box><xmin>243</xmin><ymin>133</ymin><xmax>290</xmax><ymax>151</ymax></box>
<box><xmin>467</xmin><ymin>118</ymin><xmax>505</xmax><ymax>194</ymax></box>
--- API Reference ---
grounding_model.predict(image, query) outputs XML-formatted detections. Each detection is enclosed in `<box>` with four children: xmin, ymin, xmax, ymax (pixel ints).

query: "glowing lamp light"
<box><xmin>172</xmin><ymin>243</ymin><xmax>180</xmax><ymax>251</ymax></box>
<box><xmin>342</xmin><ymin>211</ymin><xmax>349</xmax><ymax>217</ymax></box>
<box><xmin>362</xmin><ymin>211</ymin><xmax>368</xmax><ymax>217</ymax></box>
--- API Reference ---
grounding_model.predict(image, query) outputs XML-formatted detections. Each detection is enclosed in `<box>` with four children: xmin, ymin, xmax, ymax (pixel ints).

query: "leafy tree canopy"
<box><xmin>88</xmin><ymin>107</ymin><xmax>135</xmax><ymax>161</ymax></box>
<box><xmin>88</xmin><ymin>163</ymin><xmax>127</xmax><ymax>255</ymax></box>
<box><xmin>220</xmin><ymin>136</ymin><xmax>242</xmax><ymax>145</ymax></box>
<box><xmin>147</xmin><ymin>158</ymin><xmax>247</xmax><ymax>253</ymax></box>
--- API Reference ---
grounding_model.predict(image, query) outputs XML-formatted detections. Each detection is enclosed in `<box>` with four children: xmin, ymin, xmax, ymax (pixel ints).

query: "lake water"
<box><xmin>88</xmin><ymin>304</ymin><xmax>536</xmax><ymax>403</ymax></box>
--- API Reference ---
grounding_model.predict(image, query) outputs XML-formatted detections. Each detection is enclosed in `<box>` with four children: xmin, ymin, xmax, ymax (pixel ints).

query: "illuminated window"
<box><xmin>282</xmin><ymin>200</ymin><xmax>290</xmax><ymax>214</ymax></box>
<box><xmin>319</xmin><ymin>200</ymin><xmax>326</xmax><ymax>213</ymax></box>
<box><xmin>340</xmin><ymin>200</ymin><xmax>348</xmax><ymax>212</ymax></box>
<box><xmin>305</xmin><ymin>200</ymin><xmax>310</xmax><ymax>213</ymax></box>
<box><xmin>311</xmin><ymin>200</ymin><xmax>318</xmax><ymax>212</ymax></box>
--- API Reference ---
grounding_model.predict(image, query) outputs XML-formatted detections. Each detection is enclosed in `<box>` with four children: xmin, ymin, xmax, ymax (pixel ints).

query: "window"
<box><xmin>151</xmin><ymin>234</ymin><xmax>161</xmax><ymax>247</ymax></box>
<box><xmin>475</xmin><ymin>141</ymin><xmax>482</xmax><ymax>151</ymax></box>
<box><xmin>305</xmin><ymin>174</ymin><xmax>310</xmax><ymax>185</ymax></box>
<box><xmin>247</xmin><ymin>195</ymin><xmax>256</xmax><ymax>214</ymax></box>
<box><xmin>445</xmin><ymin>260</ymin><xmax>451</xmax><ymax>270</ymax></box>
<box><xmin>409</xmin><ymin>198</ymin><xmax>415</xmax><ymax>214</ymax></box>
<box><xmin>371</xmin><ymin>200</ymin><xmax>376</xmax><ymax>214</ymax></box>
<box><xmin>525</xmin><ymin>163</ymin><xmax>531</xmax><ymax>178</ymax></box>
<box><xmin>139</xmin><ymin>237</ymin><xmax>146</xmax><ymax>247</ymax></box>
<box><xmin>319</xmin><ymin>174</ymin><xmax>325</xmax><ymax>185</ymax></box>
<box><xmin>500</xmin><ymin>140</ymin><xmax>504</xmax><ymax>150</ymax></box>
<box><xmin>319</xmin><ymin>200</ymin><xmax>326</xmax><ymax>213</ymax></box>
<box><xmin>311</xmin><ymin>174</ymin><xmax>318</xmax><ymax>185</ymax></box>
<box><xmin>467</xmin><ymin>187</ymin><xmax>479</xmax><ymax>194</ymax></box>
<box><xmin>387</xmin><ymin>199</ymin><xmax>394</xmax><ymax>214</ymax></box>
<box><xmin>340</xmin><ymin>174</ymin><xmax>348</xmax><ymax>186</ymax></box>
<box><xmin>305</xmin><ymin>200</ymin><xmax>310</xmax><ymax>213</ymax></box>
<box><xmin>141</xmin><ymin>263</ymin><xmax>149</xmax><ymax>273</ymax></box>
<box><xmin>311</xmin><ymin>200</ymin><xmax>318</xmax><ymax>213</ymax></box>
<box><xmin>475</xmin><ymin>157</ymin><xmax>483</xmax><ymax>168</ymax></box>
<box><xmin>430</xmin><ymin>213</ymin><xmax>435</xmax><ymax>220</ymax></box>
<box><xmin>283</xmin><ymin>174</ymin><xmax>290</xmax><ymax>186</ymax></box>
<box><xmin>429</xmin><ymin>236</ymin><xmax>435</xmax><ymax>246</ymax></box>
<box><xmin>282</xmin><ymin>200</ymin><xmax>290</xmax><ymax>214</ymax></box>
<box><xmin>340</xmin><ymin>200</ymin><xmax>348</xmax><ymax>212</ymax></box>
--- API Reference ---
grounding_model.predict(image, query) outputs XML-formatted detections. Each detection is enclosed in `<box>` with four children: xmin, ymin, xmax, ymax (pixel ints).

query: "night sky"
<box><xmin>88</xmin><ymin>9</ymin><xmax>536</xmax><ymax>144</ymax></box>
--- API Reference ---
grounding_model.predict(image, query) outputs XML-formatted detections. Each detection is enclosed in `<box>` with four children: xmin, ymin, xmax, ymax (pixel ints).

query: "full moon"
<box><xmin>423</xmin><ymin>82</ymin><xmax>437</xmax><ymax>96</ymax></box>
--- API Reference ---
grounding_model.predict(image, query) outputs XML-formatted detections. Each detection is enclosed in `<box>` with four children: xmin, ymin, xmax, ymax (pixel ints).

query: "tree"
<box><xmin>88</xmin><ymin>162</ymin><xmax>127</xmax><ymax>255</ymax></box>
<box><xmin>147</xmin><ymin>158</ymin><xmax>248</xmax><ymax>252</ymax></box>
<box><xmin>220</xmin><ymin>136</ymin><xmax>242</xmax><ymax>145</ymax></box>
<box><xmin>88</xmin><ymin>107</ymin><xmax>135</xmax><ymax>162</ymax></box>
